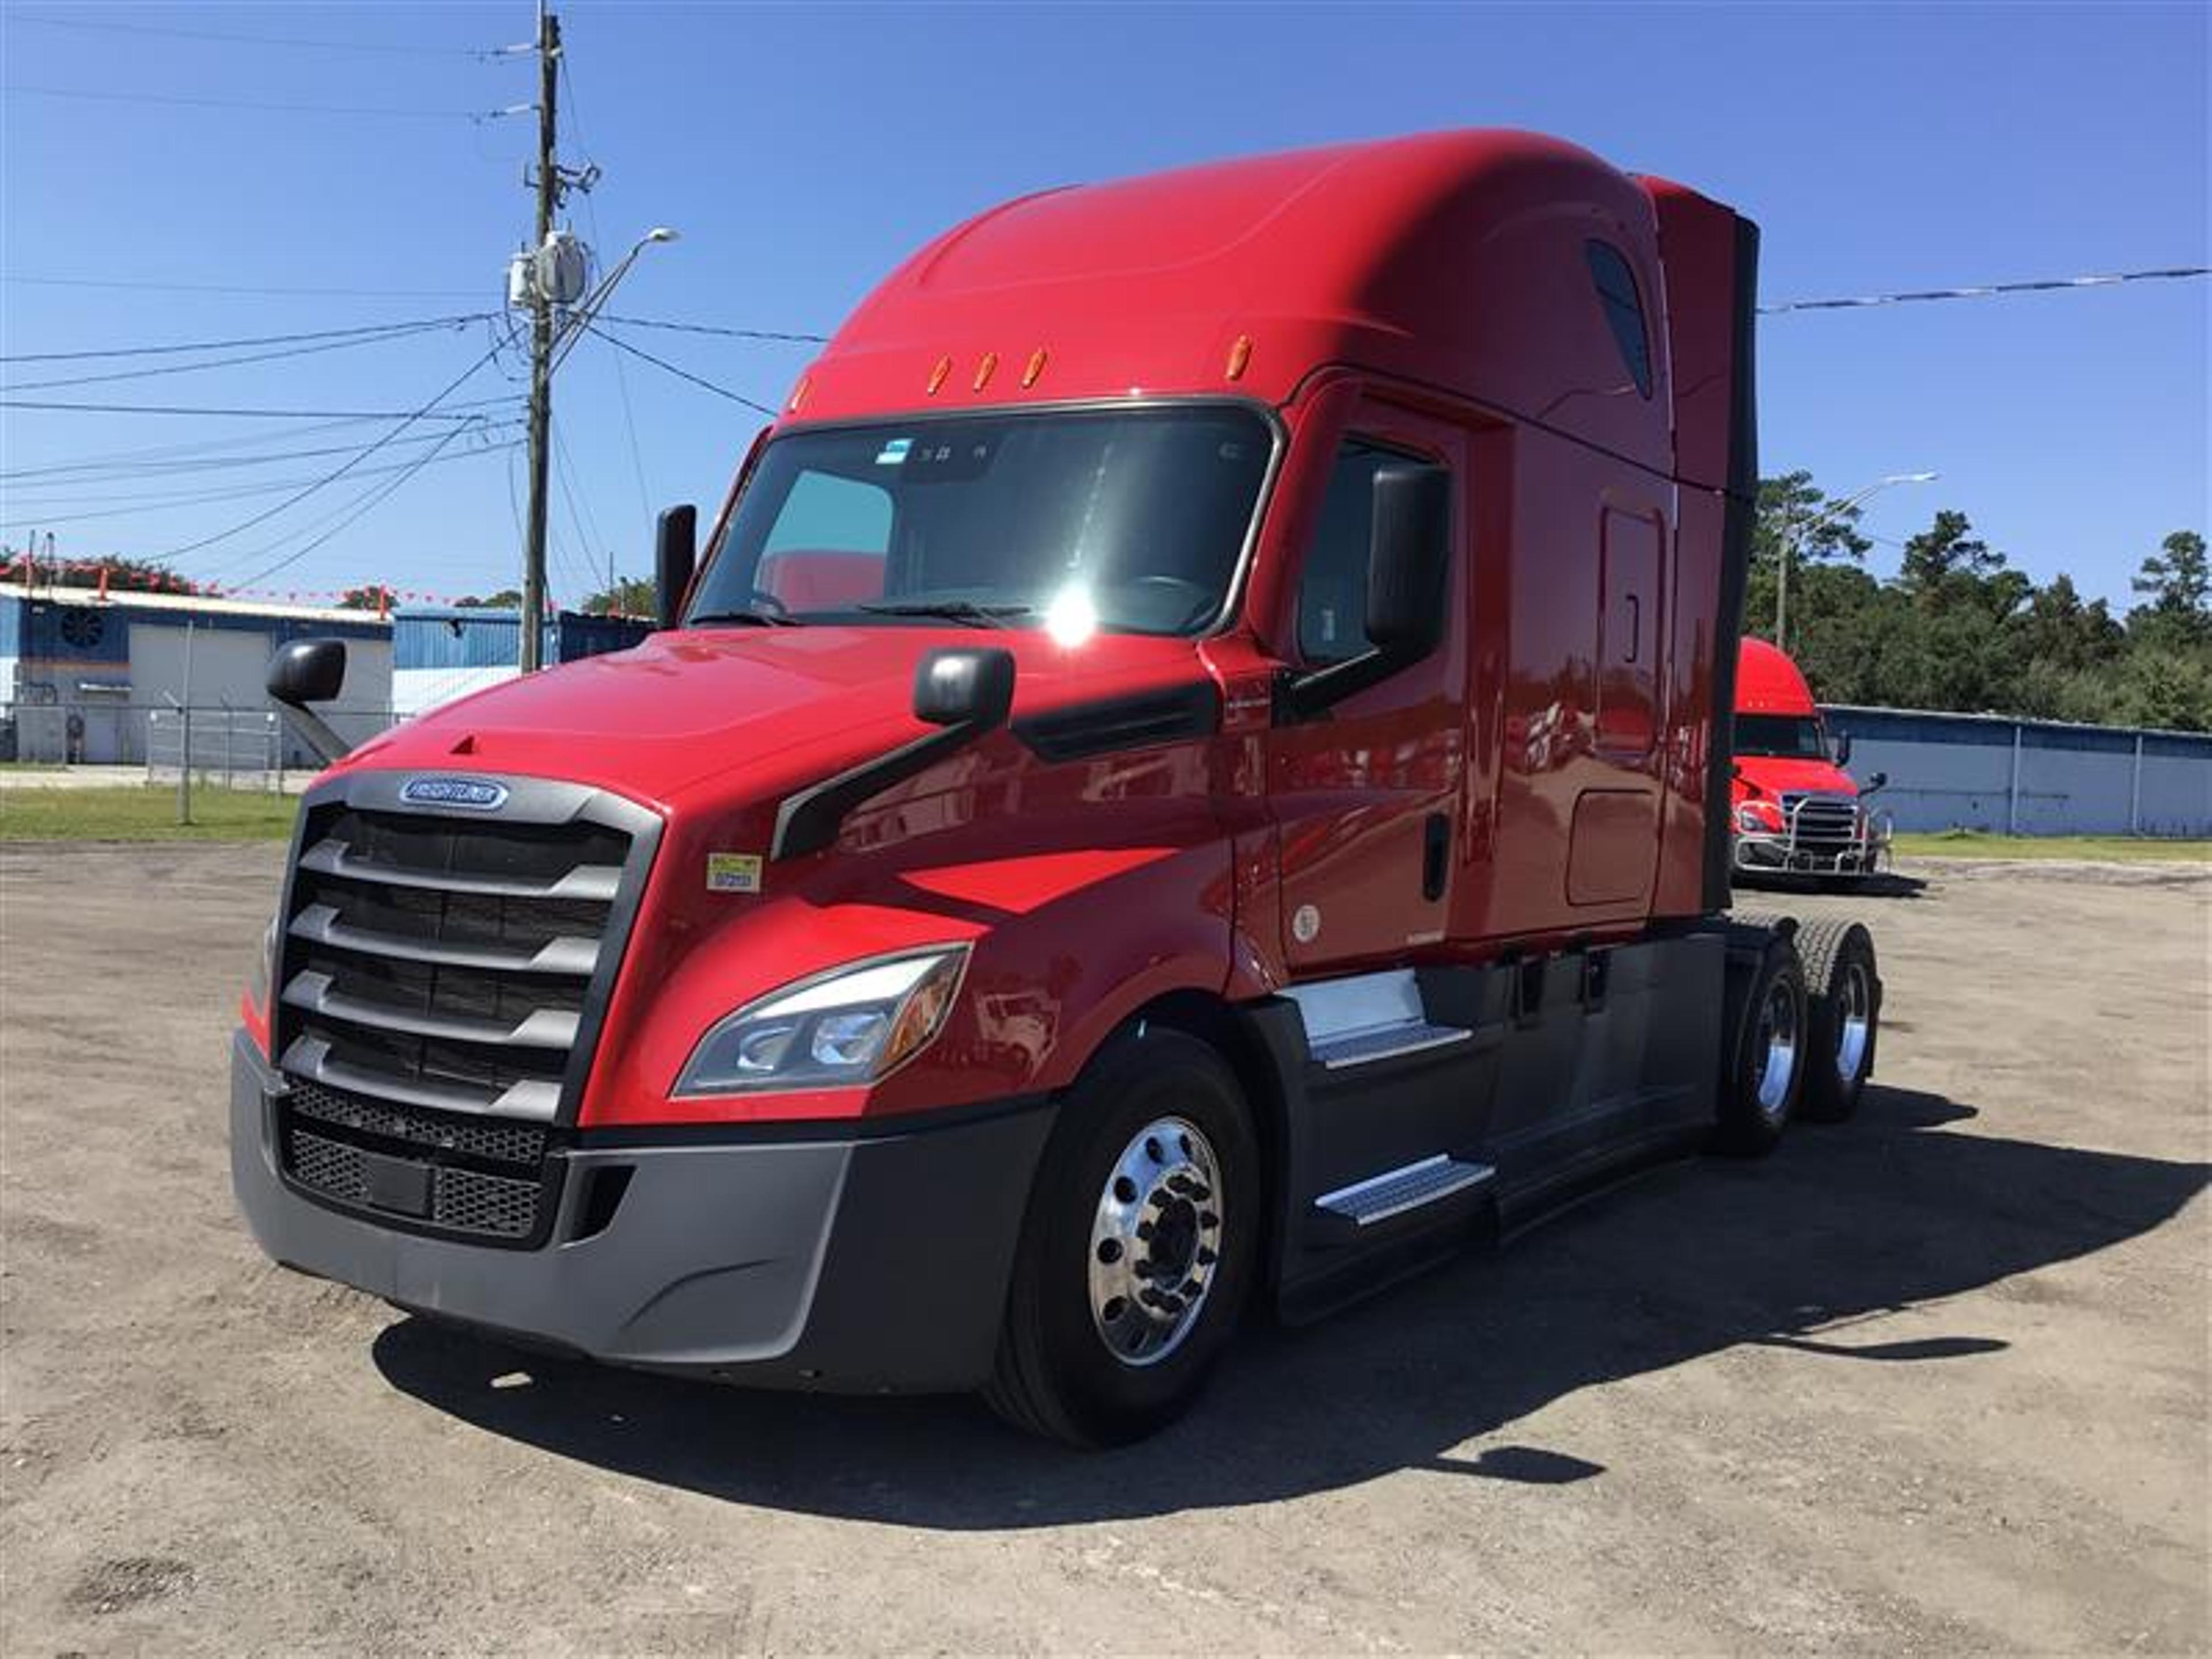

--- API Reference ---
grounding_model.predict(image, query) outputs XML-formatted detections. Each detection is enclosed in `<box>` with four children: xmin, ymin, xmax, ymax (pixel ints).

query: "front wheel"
<box><xmin>984</xmin><ymin>1027</ymin><xmax>1259</xmax><ymax>1446</ymax></box>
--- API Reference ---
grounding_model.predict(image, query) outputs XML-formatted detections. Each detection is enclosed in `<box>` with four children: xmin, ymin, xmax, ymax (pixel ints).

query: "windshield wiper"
<box><xmin>853</xmin><ymin>600</ymin><xmax>1035</xmax><ymax>629</ymax></box>
<box><xmin>690</xmin><ymin>607</ymin><xmax>805</xmax><ymax>628</ymax></box>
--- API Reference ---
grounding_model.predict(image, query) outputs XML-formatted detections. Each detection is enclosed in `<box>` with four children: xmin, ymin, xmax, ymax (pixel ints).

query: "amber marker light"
<box><xmin>973</xmin><ymin>351</ymin><xmax>999</xmax><ymax>392</ymax></box>
<box><xmin>1022</xmin><ymin>346</ymin><xmax>1048</xmax><ymax>388</ymax></box>
<box><xmin>926</xmin><ymin>355</ymin><xmax>953</xmax><ymax>396</ymax></box>
<box><xmin>1226</xmin><ymin>334</ymin><xmax>1254</xmax><ymax>381</ymax></box>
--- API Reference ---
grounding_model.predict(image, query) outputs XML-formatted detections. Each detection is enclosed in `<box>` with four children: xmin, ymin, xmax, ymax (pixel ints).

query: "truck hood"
<box><xmin>340</xmin><ymin>626</ymin><xmax>1213</xmax><ymax>809</ymax></box>
<box><xmin>1732</xmin><ymin>755</ymin><xmax>1859</xmax><ymax>800</ymax></box>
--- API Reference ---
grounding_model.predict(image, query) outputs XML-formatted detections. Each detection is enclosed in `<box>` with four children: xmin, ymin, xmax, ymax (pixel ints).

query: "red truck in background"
<box><xmin>235</xmin><ymin>131</ymin><xmax>1883</xmax><ymax>1446</ymax></box>
<box><xmin>1731</xmin><ymin>638</ymin><xmax>1893</xmax><ymax>881</ymax></box>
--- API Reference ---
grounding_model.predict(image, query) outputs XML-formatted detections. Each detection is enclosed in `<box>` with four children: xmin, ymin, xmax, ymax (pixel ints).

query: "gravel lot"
<box><xmin>2</xmin><ymin>842</ymin><xmax>2206</xmax><ymax>1655</ymax></box>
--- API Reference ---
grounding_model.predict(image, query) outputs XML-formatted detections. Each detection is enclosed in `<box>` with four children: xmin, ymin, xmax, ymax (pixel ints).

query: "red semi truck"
<box><xmin>234</xmin><ymin>131</ymin><xmax>1882</xmax><ymax>1445</ymax></box>
<box><xmin>1731</xmin><ymin>638</ymin><xmax>1892</xmax><ymax>880</ymax></box>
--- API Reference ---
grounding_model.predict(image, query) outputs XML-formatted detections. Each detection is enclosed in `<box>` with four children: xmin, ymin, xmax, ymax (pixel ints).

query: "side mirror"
<box><xmin>655</xmin><ymin>503</ymin><xmax>698</xmax><ymax>630</ymax></box>
<box><xmin>1832</xmin><ymin>730</ymin><xmax>1854</xmax><ymax>766</ymax></box>
<box><xmin>267</xmin><ymin>638</ymin><xmax>346</xmax><ymax>707</ymax></box>
<box><xmin>265</xmin><ymin>638</ymin><xmax>349</xmax><ymax>764</ymax></box>
<box><xmin>1865</xmin><ymin>770</ymin><xmax>1889</xmax><ymax>794</ymax></box>
<box><xmin>1365</xmin><ymin>461</ymin><xmax>1453</xmax><ymax>658</ymax></box>
<box><xmin>1285</xmin><ymin>461</ymin><xmax>1453</xmax><ymax>719</ymax></box>
<box><xmin>914</xmin><ymin>647</ymin><xmax>1016</xmax><ymax>729</ymax></box>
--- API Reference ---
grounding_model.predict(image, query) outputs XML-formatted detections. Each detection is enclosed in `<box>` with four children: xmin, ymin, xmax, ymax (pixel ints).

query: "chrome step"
<box><xmin>1315</xmin><ymin>1154</ymin><xmax>1494</xmax><ymax>1228</ymax></box>
<box><xmin>1282</xmin><ymin>969</ymin><xmax>1474</xmax><ymax>1070</ymax></box>
<box><xmin>1307</xmin><ymin>1021</ymin><xmax>1472</xmax><ymax>1070</ymax></box>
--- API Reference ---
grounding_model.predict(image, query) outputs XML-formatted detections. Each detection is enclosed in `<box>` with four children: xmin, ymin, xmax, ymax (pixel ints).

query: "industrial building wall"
<box><xmin>1822</xmin><ymin>706</ymin><xmax>2212</xmax><ymax>837</ymax></box>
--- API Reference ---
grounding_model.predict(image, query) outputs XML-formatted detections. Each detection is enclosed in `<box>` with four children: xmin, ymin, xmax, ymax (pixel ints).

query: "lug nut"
<box><xmin>1196</xmin><ymin>1247</ymin><xmax>1217</xmax><ymax>1267</ymax></box>
<box><xmin>1199</xmin><ymin>1211</ymin><xmax>1220</xmax><ymax>1230</ymax></box>
<box><xmin>1096</xmin><ymin>1239</ymin><xmax>1123</xmax><ymax>1264</ymax></box>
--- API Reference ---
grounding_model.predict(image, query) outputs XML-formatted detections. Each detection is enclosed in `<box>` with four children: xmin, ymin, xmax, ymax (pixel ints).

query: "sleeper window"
<box><xmin>1585</xmin><ymin>240</ymin><xmax>1654</xmax><ymax>399</ymax></box>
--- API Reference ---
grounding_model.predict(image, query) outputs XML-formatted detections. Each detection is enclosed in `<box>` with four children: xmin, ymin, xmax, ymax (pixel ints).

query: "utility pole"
<box><xmin>519</xmin><ymin>2</ymin><xmax>560</xmax><ymax>674</ymax></box>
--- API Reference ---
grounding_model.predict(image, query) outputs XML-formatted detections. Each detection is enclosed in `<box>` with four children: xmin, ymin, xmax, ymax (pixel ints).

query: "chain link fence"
<box><xmin>2</xmin><ymin>698</ymin><xmax>398</xmax><ymax>784</ymax></box>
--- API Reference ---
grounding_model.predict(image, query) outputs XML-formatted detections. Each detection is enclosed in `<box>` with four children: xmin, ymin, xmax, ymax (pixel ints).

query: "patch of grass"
<box><xmin>1892</xmin><ymin>830</ymin><xmax>2211</xmax><ymax>863</ymax></box>
<box><xmin>0</xmin><ymin>785</ymin><xmax>300</xmax><ymax>842</ymax></box>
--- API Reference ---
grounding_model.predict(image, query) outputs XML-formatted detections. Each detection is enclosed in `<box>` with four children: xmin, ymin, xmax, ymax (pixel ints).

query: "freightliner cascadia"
<box><xmin>234</xmin><ymin>130</ymin><xmax>1883</xmax><ymax>1446</ymax></box>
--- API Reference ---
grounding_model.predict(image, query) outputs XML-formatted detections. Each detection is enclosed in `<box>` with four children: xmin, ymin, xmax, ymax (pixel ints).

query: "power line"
<box><xmin>2</xmin><ymin>274</ymin><xmax>489</xmax><ymax>300</ymax></box>
<box><xmin>0</xmin><ymin>313</ymin><xmax>497</xmax><ymax>365</ymax></box>
<box><xmin>1</xmin><ymin>396</ymin><xmax>514</xmax><ymax>421</ymax></box>
<box><xmin>219</xmin><ymin>421</ymin><xmax>484</xmax><ymax>593</ymax></box>
<box><xmin>0</xmin><ymin>438</ymin><xmax>520</xmax><ymax>529</ymax></box>
<box><xmin>0</xmin><ymin>319</ymin><xmax>488</xmax><ymax>392</ymax></box>
<box><xmin>5</xmin><ymin>12</ymin><xmax>507</xmax><ymax>57</ymax></box>
<box><xmin>165</xmin><ymin>324</ymin><xmax>522</xmax><ymax>563</ymax></box>
<box><xmin>585</xmin><ymin>323</ymin><xmax>780</xmax><ymax>416</ymax></box>
<box><xmin>3</xmin><ymin>423</ymin><xmax>524</xmax><ymax>489</ymax></box>
<box><xmin>600</xmin><ymin>312</ymin><xmax>828</xmax><ymax>344</ymax></box>
<box><xmin>2</xmin><ymin>84</ymin><xmax>518</xmax><ymax>122</ymax></box>
<box><xmin>1762</xmin><ymin>266</ymin><xmax>2209</xmax><ymax>316</ymax></box>
<box><xmin>558</xmin><ymin>54</ymin><xmax>654</xmax><ymax>528</ymax></box>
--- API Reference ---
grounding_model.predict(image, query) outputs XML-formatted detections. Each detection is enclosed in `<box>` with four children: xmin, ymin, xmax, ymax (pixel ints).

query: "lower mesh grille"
<box><xmin>289</xmin><ymin>1080</ymin><xmax>547</xmax><ymax>1165</ymax></box>
<box><xmin>278</xmin><ymin>1082</ymin><xmax>556</xmax><ymax>1245</ymax></box>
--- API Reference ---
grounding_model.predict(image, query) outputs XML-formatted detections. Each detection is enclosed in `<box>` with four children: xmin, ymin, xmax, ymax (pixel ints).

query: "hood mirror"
<box><xmin>914</xmin><ymin>647</ymin><xmax>1016</xmax><ymax>729</ymax></box>
<box><xmin>655</xmin><ymin>503</ymin><xmax>698</xmax><ymax>630</ymax></box>
<box><xmin>265</xmin><ymin>638</ymin><xmax>350</xmax><ymax>763</ymax></box>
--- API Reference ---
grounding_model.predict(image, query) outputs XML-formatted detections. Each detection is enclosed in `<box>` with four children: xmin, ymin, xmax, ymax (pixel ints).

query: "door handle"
<box><xmin>1422</xmin><ymin>812</ymin><xmax>1449</xmax><ymax>902</ymax></box>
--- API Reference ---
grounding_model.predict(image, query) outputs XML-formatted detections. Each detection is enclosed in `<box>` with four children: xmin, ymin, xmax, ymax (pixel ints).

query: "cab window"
<box><xmin>1297</xmin><ymin>440</ymin><xmax>1406</xmax><ymax>664</ymax></box>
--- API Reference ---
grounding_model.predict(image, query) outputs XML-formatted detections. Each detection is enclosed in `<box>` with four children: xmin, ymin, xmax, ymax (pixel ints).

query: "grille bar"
<box><xmin>298</xmin><ymin>836</ymin><xmax>623</xmax><ymax>903</ymax></box>
<box><xmin>281</xmin><ymin>969</ymin><xmax>581</xmax><ymax>1051</ymax></box>
<box><xmin>289</xmin><ymin>901</ymin><xmax>601</xmax><ymax>976</ymax></box>
<box><xmin>282</xmin><ymin>1035</ymin><xmax>563</xmax><ymax>1122</ymax></box>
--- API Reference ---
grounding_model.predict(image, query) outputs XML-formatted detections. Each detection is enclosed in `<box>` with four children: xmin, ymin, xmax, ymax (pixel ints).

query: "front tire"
<box><xmin>984</xmin><ymin>1027</ymin><xmax>1259</xmax><ymax>1447</ymax></box>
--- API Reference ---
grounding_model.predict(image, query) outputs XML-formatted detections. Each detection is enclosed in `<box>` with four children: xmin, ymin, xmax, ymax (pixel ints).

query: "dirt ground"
<box><xmin>1</xmin><ymin>843</ymin><xmax>2206</xmax><ymax>1656</ymax></box>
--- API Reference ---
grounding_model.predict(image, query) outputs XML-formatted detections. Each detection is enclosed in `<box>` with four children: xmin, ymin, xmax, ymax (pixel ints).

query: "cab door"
<box><xmin>1266</xmin><ymin>398</ymin><xmax>1468</xmax><ymax>972</ymax></box>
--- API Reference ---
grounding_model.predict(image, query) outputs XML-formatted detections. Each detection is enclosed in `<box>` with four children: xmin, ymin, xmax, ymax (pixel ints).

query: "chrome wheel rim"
<box><xmin>1835</xmin><ymin>960</ymin><xmax>1872</xmax><ymax>1085</ymax></box>
<box><xmin>1753</xmin><ymin>976</ymin><xmax>1801</xmax><ymax>1122</ymax></box>
<box><xmin>1088</xmin><ymin>1116</ymin><xmax>1224</xmax><ymax>1368</ymax></box>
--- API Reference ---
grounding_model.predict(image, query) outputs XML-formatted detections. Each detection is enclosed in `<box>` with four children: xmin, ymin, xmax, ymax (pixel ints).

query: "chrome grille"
<box><xmin>267</xmin><ymin>774</ymin><xmax>658</xmax><ymax>1247</ymax></box>
<box><xmin>275</xmin><ymin>800</ymin><xmax>635</xmax><ymax>1124</ymax></box>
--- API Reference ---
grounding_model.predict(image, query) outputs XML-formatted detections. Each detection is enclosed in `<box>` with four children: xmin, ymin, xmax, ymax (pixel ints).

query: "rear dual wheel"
<box><xmin>1796</xmin><ymin>918</ymin><xmax>1880</xmax><ymax>1122</ymax></box>
<box><xmin>1715</xmin><ymin>931</ymin><xmax>1808</xmax><ymax>1156</ymax></box>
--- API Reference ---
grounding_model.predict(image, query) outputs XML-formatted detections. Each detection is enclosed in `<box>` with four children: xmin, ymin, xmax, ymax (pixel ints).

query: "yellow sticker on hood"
<box><xmin>706</xmin><ymin>852</ymin><xmax>763</xmax><ymax>894</ymax></box>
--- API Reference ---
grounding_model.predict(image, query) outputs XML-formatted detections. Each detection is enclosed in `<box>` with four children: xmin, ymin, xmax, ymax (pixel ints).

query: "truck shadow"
<box><xmin>372</xmin><ymin>1085</ymin><xmax>2206</xmax><ymax>1528</ymax></box>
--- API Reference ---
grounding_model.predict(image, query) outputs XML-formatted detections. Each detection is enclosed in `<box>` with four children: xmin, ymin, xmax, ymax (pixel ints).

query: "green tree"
<box><xmin>2128</xmin><ymin>530</ymin><xmax>2209</xmax><ymax>645</ymax></box>
<box><xmin>581</xmin><ymin>577</ymin><xmax>657</xmax><ymax>618</ymax></box>
<box><xmin>338</xmin><ymin>584</ymin><xmax>389</xmax><ymax>611</ymax></box>
<box><xmin>1745</xmin><ymin>471</ymin><xmax>1874</xmax><ymax>646</ymax></box>
<box><xmin>1899</xmin><ymin>509</ymin><xmax>2006</xmax><ymax>598</ymax></box>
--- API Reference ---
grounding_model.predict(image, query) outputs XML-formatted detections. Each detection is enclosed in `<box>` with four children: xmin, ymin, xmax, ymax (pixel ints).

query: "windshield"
<box><xmin>1735</xmin><ymin>713</ymin><xmax>1830</xmax><ymax>759</ymax></box>
<box><xmin>690</xmin><ymin>406</ymin><xmax>1273</xmax><ymax>637</ymax></box>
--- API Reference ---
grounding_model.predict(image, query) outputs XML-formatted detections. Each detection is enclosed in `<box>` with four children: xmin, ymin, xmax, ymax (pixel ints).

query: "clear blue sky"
<box><xmin>3</xmin><ymin>1</ymin><xmax>2205</xmax><ymax>609</ymax></box>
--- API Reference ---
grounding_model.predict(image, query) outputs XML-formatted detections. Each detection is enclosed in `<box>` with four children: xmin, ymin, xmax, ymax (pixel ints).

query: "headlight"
<box><xmin>1736</xmin><ymin>801</ymin><xmax>1782</xmax><ymax>833</ymax></box>
<box><xmin>675</xmin><ymin>946</ymin><xmax>969</xmax><ymax>1096</ymax></box>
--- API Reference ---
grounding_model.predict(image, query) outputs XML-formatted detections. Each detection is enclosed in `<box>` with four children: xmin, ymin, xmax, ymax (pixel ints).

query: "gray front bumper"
<box><xmin>230</xmin><ymin>1031</ymin><xmax>1052</xmax><ymax>1392</ymax></box>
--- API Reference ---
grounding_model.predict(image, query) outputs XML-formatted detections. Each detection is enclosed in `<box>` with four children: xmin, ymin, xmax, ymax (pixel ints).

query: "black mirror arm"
<box><xmin>272</xmin><ymin>701</ymin><xmax>349</xmax><ymax>766</ymax></box>
<box><xmin>1279</xmin><ymin>645</ymin><xmax>1422</xmax><ymax>722</ymax></box>
<box><xmin>771</xmin><ymin>719</ymin><xmax>987</xmax><ymax>861</ymax></box>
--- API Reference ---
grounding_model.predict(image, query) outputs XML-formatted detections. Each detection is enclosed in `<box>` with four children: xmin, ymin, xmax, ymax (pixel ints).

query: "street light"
<box><xmin>1775</xmin><ymin>469</ymin><xmax>1938</xmax><ymax>652</ymax></box>
<box><xmin>552</xmin><ymin>226</ymin><xmax>679</xmax><ymax>370</ymax></box>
